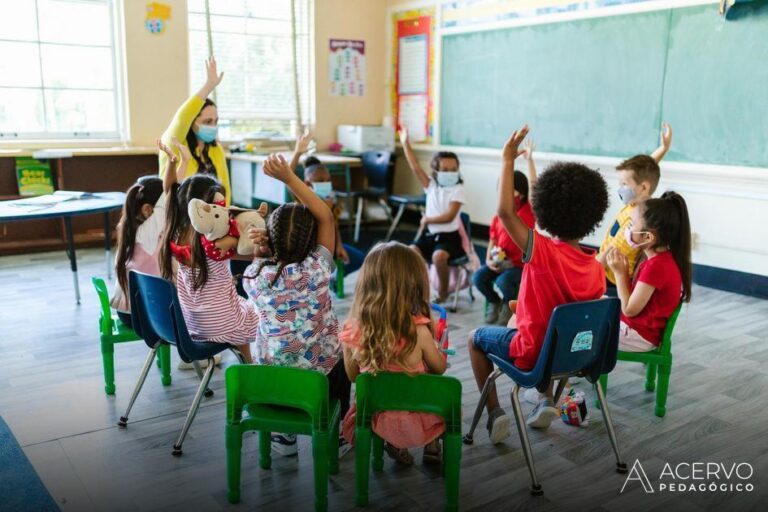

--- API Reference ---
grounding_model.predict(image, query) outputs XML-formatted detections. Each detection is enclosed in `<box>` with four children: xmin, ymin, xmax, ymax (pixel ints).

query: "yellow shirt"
<box><xmin>159</xmin><ymin>95</ymin><xmax>231</xmax><ymax>205</ymax></box>
<box><xmin>598</xmin><ymin>203</ymin><xmax>641</xmax><ymax>284</ymax></box>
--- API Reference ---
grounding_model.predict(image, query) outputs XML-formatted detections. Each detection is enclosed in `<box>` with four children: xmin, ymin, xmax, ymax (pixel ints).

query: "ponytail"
<box><xmin>641</xmin><ymin>191</ymin><xmax>692</xmax><ymax>303</ymax></box>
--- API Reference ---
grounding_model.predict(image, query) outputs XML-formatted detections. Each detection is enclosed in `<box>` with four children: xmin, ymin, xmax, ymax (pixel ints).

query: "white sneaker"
<box><xmin>177</xmin><ymin>353</ymin><xmax>222</xmax><ymax>371</ymax></box>
<box><xmin>486</xmin><ymin>407</ymin><xmax>511</xmax><ymax>444</ymax></box>
<box><xmin>522</xmin><ymin>388</ymin><xmax>546</xmax><ymax>406</ymax></box>
<box><xmin>526</xmin><ymin>399</ymin><xmax>559</xmax><ymax>429</ymax></box>
<box><xmin>271</xmin><ymin>433</ymin><xmax>298</xmax><ymax>456</ymax></box>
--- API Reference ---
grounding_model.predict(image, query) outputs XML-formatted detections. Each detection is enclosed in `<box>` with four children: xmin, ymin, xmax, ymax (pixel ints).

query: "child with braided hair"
<box><xmin>243</xmin><ymin>153</ymin><xmax>348</xmax><ymax>456</ymax></box>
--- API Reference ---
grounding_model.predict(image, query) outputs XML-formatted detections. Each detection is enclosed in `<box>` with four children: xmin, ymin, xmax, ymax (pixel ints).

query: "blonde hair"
<box><xmin>349</xmin><ymin>242</ymin><xmax>433</xmax><ymax>374</ymax></box>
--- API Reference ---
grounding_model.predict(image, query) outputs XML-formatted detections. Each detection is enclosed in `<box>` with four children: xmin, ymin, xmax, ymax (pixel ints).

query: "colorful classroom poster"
<box><xmin>329</xmin><ymin>39</ymin><xmax>366</xmax><ymax>97</ymax></box>
<box><xmin>15</xmin><ymin>157</ymin><xmax>54</xmax><ymax>196</ymax></box>
<box><xmin>392</xmin><ymin>8</ymin><xmax>436</xmax><ymax>144</ymax></box>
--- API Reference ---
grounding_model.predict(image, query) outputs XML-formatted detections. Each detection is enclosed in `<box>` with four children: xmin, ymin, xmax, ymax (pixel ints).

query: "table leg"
<box><xmin>104</xmin><ymin>212</ymin><xmax>112</xmax><ymax>280</ymax></box>
<box><xmin>63</xmin><ymin>217</ymin><xmax>81</xmax><ymax>305</ymax></box>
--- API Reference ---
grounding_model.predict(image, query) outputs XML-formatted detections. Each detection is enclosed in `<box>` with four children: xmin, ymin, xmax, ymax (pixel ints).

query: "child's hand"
<box><xmin>172</xmin><ymin>137</ymin><xmax>191</xmax><ymax>164</ymax></box>
<box><xmin>294</xmin><ymin>130</ymin><xmax>313</xmax><ymax>154</ymax></box>
<box><xmin>263</xmin><ymin>153</ymin><xmax>294</xmax><ymax>183</ymax></box>
<box><xmin>249</xmin><ymin>227</ymin><xmax>270</xmax><ymax>256</ymax></box>
<box><xmin>502</xmin><ymin>125</ymin><xmax>529</xmax><ymax>163</ymax></box>
<box><xmin>660</xmin><ymin>122</ymin><xmax>673</xmax><ymax>151</ymax></box>
<box><xmin>398</xmin><ymin>127</ymin><xmax>409</xmax><ymax>147</ymax></box>
<box><xmin>486</xmin><ymin>258</ymin><xmax>500</xmax><ymax>273</ymax></box>
<box><xmin>605</xmin><ymin>247</ymin><xmax>629</xmax><ymax>275</ymax></box>
<box><xmin>204</xmin><ymin>56</ymin><xmax>224</xmax><ymax>89</ymax></box>
<box><xmin>157</xmin><ymin>138</ymin><xmax>178</xmax><ymax>165</ymax></box>
<box><xmin>523</xmin><ymin>139</ymin><xmax>536</xmax><ymax>161</ymax></box>
<box><xmin>336</xmin><ymin>244</ymin><xmax>350</xmax><ymax>264</ymax></box>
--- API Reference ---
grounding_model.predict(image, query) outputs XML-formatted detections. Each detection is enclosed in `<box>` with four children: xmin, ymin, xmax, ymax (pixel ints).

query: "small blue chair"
<box><xmin>385</xmin><ymin>194</ymin><xmax>426</xmax><ymax>241</ymax></box>
<box><xmin>119</xmin><ymin>271</ymin><xmax>246</xmax><ymax>456</ymax></box>
<box><xmin>447</xmin><ymin>212</ymin><xmax>475</xmax><ymax>312</ymax></box>
<box><xmin>336</xmin><ymin>150</ymin><xmax>395</xmax><ymax>242</ymax></box>
<box><xmin>463</xmin><ymin>298</ymin><xmax>627</xmax><ymax>495</ymax></box>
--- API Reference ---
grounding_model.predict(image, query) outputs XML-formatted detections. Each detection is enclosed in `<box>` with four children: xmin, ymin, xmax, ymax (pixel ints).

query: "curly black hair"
<box><xmin>531</xmin><ymin>162</ymin><xmax>608</xmax><ymax>241</ymax></box>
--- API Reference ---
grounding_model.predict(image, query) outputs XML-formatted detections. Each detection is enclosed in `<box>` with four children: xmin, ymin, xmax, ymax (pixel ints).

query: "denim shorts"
<box><xmin>472</xmin><ymin>326</ymin><xmax>517</xmax><ymax>361</ymax></box>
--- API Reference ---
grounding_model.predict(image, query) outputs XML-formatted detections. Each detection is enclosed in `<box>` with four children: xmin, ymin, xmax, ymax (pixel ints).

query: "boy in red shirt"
<box><xmin>474</xmin><ymin>139</ymin><xmax>537</xmax><ymax>326</ymax></box>
<box><xmin>468</xmin><ymin>125</ymin><xmax>609</xmax><ymax>443</ymax></box>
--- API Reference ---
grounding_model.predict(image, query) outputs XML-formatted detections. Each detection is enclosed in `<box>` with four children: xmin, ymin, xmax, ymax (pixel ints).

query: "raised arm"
<box><xmin>497</xmin><ymin>125</ymin><xmax>531</xmax><ymax>250</ymax></box>
<box><xmin>157</xmin><ymin>139</ymin><xmax>179</xmax><ymax>193</ymax></box>
<box><xmin>262</xmin><ymin>154</ymin><xmax>336</xmax><ymax>253</ymax></box>
<box><xmin>195</xmin><ymin>56</ymin><xmax>224</xmax><ymax>102</ymax></box>
<box><xmin>523</xmin><ymin>138</ymin><xmax>538</xmax><ymax>188</ymax></box>
<box><xmin>650</xmin><ymin>122</ymin><xmax>672</xmax><ymax>163</ymax></box>
<box><xmin>398</xmin><ymin>128</ymin><xmax>430</xmax><ymax>188</ymax></box>
<box><xmin>289</xmin><ymin>130</ymin><xmax>313</xmax><ymax>172</ymax></box>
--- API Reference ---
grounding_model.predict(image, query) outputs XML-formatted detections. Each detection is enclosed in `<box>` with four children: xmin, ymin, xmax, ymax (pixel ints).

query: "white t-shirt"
<box><xmin>424</xmin><ymin>179</ymin><xmax>465</xmax><ymax>233</ymax></box>
<box><xmin>135</xmin><ymin>192</ymin><xmax>167</xmax><ymax>255</ymax></box>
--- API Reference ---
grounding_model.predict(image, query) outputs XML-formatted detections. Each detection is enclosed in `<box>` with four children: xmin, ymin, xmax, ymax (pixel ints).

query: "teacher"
<box><xmin>159</xmin><ymin>57</ymin><xmax>231</xmax><ymax>204</ymax></box>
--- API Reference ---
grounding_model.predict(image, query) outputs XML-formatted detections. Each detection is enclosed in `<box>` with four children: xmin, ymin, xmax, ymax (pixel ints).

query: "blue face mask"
<box><xmin>617</xmin><ymin>185</ymin><xmax>637</xmax><ymax>205</ymax></box>
<box><xmin>196</xmin><ymin>124</ymin><xmax>218</xmax><ymax>143</ymax></box>
<box><xmin>312</xmin><ymin>182</ymin><xmax>333</xmax><ymax>199</ymax></box>
<box><xmin>436</xmin><ymin>171</ymin><xmax>460</xmax><ymax>187</ymax></box>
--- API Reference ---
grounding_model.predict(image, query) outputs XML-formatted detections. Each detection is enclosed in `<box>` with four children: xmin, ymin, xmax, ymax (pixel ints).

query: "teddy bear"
<box><xmin>187</xmin><ymin>198</ymin><xmax>268</xmax><ymax>256</ymax></box>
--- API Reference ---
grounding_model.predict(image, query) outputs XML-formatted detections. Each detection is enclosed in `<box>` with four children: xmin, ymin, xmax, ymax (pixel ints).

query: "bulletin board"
<box><xmin>391</xmin><ymin>7</ymin><xmax>436</xmax><ymax>144</ymax></box>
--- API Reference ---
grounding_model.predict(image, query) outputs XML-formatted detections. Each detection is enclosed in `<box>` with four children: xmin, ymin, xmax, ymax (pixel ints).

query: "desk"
<box><xmin>0</xmin><ymin>192</ymin><xmax>125</xmax><ymax>304</ymax></box>
<box><xmin>227</xmin><ymin>152</ymin><xmax>362</xmax><ymax>207</ymax></box>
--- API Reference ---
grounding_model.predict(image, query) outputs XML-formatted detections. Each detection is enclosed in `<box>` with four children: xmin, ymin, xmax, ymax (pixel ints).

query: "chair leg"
<box><xmin>229</xmin><ymin>348</ymin><xmax>247</xmax><ymax>364</ymax></box>
<box><xmin>312</xmin><ymin>431</ymin><xmax>330</xmax><ymax>512</ymax></box>
<box><xmin>372</xmin><ymin>435</ymin><xmax>384</xmax><ymax>471</ymax></box>
<box><xmin>192</xmin><ymin>360</ymin><xmax>214</xmax><ymax>398</ymax></box>
<box><xmin>451</xmin><ymin>277</ymin><xmax>460</xmax><ymax>313</ymax></box>
<box><xmin>101</xmin><ymin>340</ymin><xmax>116</xmax><ymax>395</ymax></box>
<box><xmin>553</xmin><ymin>379</ymin><xmax>567</xmax><ymax>405</ymax></box>
<box><xmin>594</xmin><ymin>381</ymin><xmax>628</xmax><ymax>474</ymax></box>
<box><xmin>379</xmin><ymin>198</ymin><xmax>393</xmax><ymax>223</ymax></box>
<box><xmin>510</xmin><ymin>385</ymin><xmax>543</xmax><ymax>496</ymax></box>
<box><xmin>655</xmin><ymin>364</ymin><xmax>671</xmax><ymax>418</ymax></box>
<box><xmin>463</xmin><ymin>368</ymin><xmax>503</xmax><ymax>444</ymax></box>
<box><xmin>329</xmin><ymin>418</ymin><xmax>340</xmax><ymax>476</ymax></box>
<box><xmin>354</xmin><ymin>197</ymin><xmax>364</xmax><ymax>243</ymax></box>
<box><xmin>355</xmin><ymin>426</ymin><xmax>373</xmax><ymax>507</ymax></box>
<box><xmin>335</xmin><ymin>261</ymin><xmax>345</xmax><ymax>299</ymax></box>
<box><xmin>596</xmin><ymin>374</ymin><xmax>608</xmax><ymax>409</ymax></box>
<box><xmin>645</xmin><ymin>363</ymin><xmax>658</xmax><ymax>392</ymax></box>
<box><xmin>225</xmin><ymin>425</ymin><xmax>243</xmax><ymax>504</ymax></box>
<box><xmin>385</xmin><ymin>204</ymin><xmax>406</xmax><ymax>241</ymax></box>
<box><xmin>467</xmin><ymin>268</ymin><xmax>475</xmax><ymax>302</ymax></box>
<box><xmin>117</xmin><ymin>345</ymin><xmax>158</xmax><ymax>427</ymax></box>
<box><xmin>172</xmin><ymin>359</ymin><xmax>215</xmax><ymax>456</ymax></box>
<box><xmin>444</xmin><ymin>433</ymin><xmax>462</xmax><ymax>512</ymax></box>
<box><xmin>259</xmin><ymin>430</ymin><xmax>272</xmax><ymax>469</ymax></box>
<box><xmin>158</xmin><ymin>343</ymin><xmax>171</xmax><ymax>386</ymax></box>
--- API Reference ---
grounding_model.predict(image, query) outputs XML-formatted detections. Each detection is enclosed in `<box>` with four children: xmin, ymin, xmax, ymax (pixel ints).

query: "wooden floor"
<box><xmin>1</xmin><ymin>247</ymin><xmax>767</xmax><ymax>511</ymax></box>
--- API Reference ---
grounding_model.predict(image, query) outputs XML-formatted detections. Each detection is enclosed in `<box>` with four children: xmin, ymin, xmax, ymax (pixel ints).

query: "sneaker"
<box><xmin>177</xmin><ymin>353</ymin><xmax>222</xmax><ymax>371</ymax></box>
<box><xmin>484</xmin><ymin>302</ymin><xmax>502</xmax><ymax>324</ymax></box>
<box><xmin>486</xmin><ymin>407</ymin><xmax>511</xmax><ymax>444</ymax></box>
<box><xmin>496</xmin><ymin>305</ymin><xmax>513</xmax><ymax>327</ymax></box>
<box><xmin>526</xmin><ymin>399</ymin><xmax>559</xmax><ymax>429</ymax></box>
<box><xmin>422</xmin><ymin>439</ymin><xmax>442</xmax><ymax>465</ymax></box>
<box><xmin>384</xmin><ymin>442</ymin><xmax>414</xmax><ymax>466</ymax></box>
<box><xmin>271</xmin><ymin>433</ymin><xmax>298</xmax><ymax>456</ymax></box>
<box><xmin>522</xmin><ymin>388</ymin><xmax>546</xmax><ymax>406</ymax></box>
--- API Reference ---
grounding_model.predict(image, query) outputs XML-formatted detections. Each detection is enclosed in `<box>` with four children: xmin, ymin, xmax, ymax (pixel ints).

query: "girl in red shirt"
<box><xmin>606</xmin><ymin>191</ymin><xmax>692</xmax><ymax>351</ymax></box>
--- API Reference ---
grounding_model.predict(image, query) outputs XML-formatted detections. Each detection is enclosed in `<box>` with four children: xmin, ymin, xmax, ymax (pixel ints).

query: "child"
<box><xmin>243</xmin><ymin>153</ymin><xmax>349</xmax><ymax>456</ymax></box>
<box><xmin>289</xmin><ymin>132</ymin><xmax>364</xmax><ymax>275</ymax></box>
<box><xmin>597</xmin><ymin>123</ymin><xmax>673</xmax><ymax>290</ymax></box>
<box><xmin>399</xmin><ymin>128</ymin><xmax>466</xmax><ymax>303</ymax></box>
<box><xmin>111</xmin><ymin>138</ymin><xmax>188</xmax><ymax>326</ymax></box>
<box><xmin>606</xmin><ymin>191</ymin><xmax>691</xmax><ymax>351</ymax></box>
<box><xmin>474</xmin><ymin>138</ymin><xmax>537</xmax><ymax>326</ymax></box>
<box><xmin>159</xmin><ymin>172</ymin><xmax>257</xmax><ymax>363</ymax></box>
<box><xmin>468</xmin><ymin>125</ymin><xmax>609</xmax><ymax>442</ymax></box>
<box><xmin>341</xmin><ymin>241</ymin><xmax>448</xmax><ymax>465</ymax></box>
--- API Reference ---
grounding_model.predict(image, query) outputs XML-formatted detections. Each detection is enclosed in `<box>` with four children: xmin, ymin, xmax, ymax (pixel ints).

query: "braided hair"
<box><xmin>248</xmin><ymin>203</ymin><xmax>318</xmax><ymax>288</ymax></box>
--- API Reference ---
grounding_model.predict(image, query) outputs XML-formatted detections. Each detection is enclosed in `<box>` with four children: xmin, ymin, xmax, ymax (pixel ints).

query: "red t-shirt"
<box><xmin>490</xmin><ymin>201</ymin><xmax>536</xmax><ymax>267</ymax></box>
<box><xmin>621</xmin><ymin>251</ymin><xmax>682</xmax><ymax>345</ymax></box>
<box><xmin>510</xmin><ymin>230</ymin><xmax>607</xmax><ymax>369</ymax></box>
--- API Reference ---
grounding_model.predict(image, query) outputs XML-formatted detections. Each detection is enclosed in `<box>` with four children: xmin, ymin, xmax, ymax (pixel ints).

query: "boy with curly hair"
<box><xmin>467</xmin><ymin>125</ymin><xmax>610</xmax><ymax>442</ymax></box>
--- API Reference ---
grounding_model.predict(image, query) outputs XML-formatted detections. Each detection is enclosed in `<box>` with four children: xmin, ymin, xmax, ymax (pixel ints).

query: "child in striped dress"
<box><xmin>243</xmin><ymin>153</ymin><xmax>347</xmax><ymax>456</ymax></box>
<box><xmin>160</xmin><ymin>173</ymin><xmax>257</xmax><ymax>363</ymax></box>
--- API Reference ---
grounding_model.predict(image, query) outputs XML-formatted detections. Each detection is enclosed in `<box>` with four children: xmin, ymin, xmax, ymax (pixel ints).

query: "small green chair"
<box><xmin>599</xmin><ymin>303</ymin><xmax>682</xmax><ymax>417</ymax></box>
<box><xmin>92</xmin><ymin>277</ymin><xmax>171</xmax><ymax>395</ymax></box>
<box><xmin>333</xmin><ymin>259</ymin><xmax>345</xmax><ymax>298</ymax></box>
<box><xmin>354</xmin><ymin>372</ymin><xmax>462</xmax><ymax>512</ymax></box>
<box><xmin>225</xmin><ymin>365</ymin><xmax>341</xmax><ymax>511</ymax></box>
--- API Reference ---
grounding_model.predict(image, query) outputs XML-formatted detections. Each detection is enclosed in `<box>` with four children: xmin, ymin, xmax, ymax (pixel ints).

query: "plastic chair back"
<box><xmin>226</xmin><ymin>365</ymin><xmax>333</xmax><ymax>429</ymax></box>
<box><xmin>459</xmin><ymin>211</ymin><xmax>471</xmax><ymax>239</ymax></box>
<box><xmin>361</xmin><ymin>151</ymin><xmax>393</xmax><ymax>193</ymax></box>
<box><xmin>92</xmin><ymin>277</ymin><xmax>115</xmax><ymax>335</ymax></box>
<box><xmin>354</xmin><ymin>373</ymin><xmax>462</xmax><ymax>435</ymax></box>
<box><xmin>657</xmin><ymin>303</ymin><xmax>682</xmax><ymax>357</ymax></box>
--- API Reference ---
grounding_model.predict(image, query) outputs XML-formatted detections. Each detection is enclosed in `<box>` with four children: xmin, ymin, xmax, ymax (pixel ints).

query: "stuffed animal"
<box><xmin>187</xmin><ymin>199</ymin><xmax>268</xmax><ymax>256</ymax></box>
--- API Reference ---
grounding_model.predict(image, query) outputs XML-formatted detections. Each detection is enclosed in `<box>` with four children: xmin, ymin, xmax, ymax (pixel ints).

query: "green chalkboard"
<box><xmin>440</xmin><ymin>3</ymin><xmax>768</xmax><ymax>167</ymax></box>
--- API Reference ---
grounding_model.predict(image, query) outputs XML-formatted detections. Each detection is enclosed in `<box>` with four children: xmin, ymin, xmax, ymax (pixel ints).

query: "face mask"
<box><xmin>617</xmin><ymin>185</ymin><xmax>637</xmax><ymax>205</ymax></box>
<box><xmin>312</xmin><ymin>182</ymin><xmax>333</xmax><ymax>199</ymax></box>
<box><xmin>196</xmin><ymin>123</ymin><xmax>218</xmax><ymax>143</ymax></box>
<box><xmin>436</xmin><ymin>171</ymin><xmax>460</xmax><ymax>187</ymax></box>
<box><xmin>624</xmin><ymin>225</ymin><xmax>651</xmax><ymax>249</ymax></box>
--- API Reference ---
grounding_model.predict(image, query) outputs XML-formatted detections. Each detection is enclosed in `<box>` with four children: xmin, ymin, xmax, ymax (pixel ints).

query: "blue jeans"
<box><xmin>472</xmin><ymin>264</ymin><xmax>522</xmax><ymax>303</ymax></box>
<box><xmin>472</xmin><ymin>326</ymin><xmax>518</xmax><ymax>361</ymax></box>
<box><xmin>343</xmin><ymin>243</ymin><xmax>364</xmax><ymax>275</ymax></box>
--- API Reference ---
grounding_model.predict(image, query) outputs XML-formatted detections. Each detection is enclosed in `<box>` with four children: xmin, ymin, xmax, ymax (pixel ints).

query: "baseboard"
<box><xmin>691</xmin><ymin>264</ymin><xmax>768</xmax><ymax>300</ymax></box>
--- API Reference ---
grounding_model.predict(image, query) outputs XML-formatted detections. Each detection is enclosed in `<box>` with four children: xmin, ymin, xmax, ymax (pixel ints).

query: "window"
<box><xmin>0</xmin><ymin>0</ymin><xmax>124</xmax><ymax>141</ymax></box>
<box><xmin>188</xmin><ymin>0</ymin><xmax>314</xmax><ymax>139</ymax></box>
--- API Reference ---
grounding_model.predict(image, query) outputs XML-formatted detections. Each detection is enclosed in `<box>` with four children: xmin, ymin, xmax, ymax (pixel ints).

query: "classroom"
<box><xmin>1</xmin><ymin>0</ymin><xmax>767</xmax><ymax>510</ymax></box>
